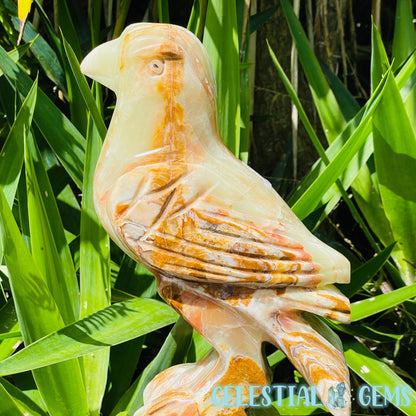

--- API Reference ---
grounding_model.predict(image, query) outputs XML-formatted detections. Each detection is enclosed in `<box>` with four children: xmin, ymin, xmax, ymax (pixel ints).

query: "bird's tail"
<box><xmin>258</xmin><ymin>286</ymin><xmax>351</xmax><ymax>416</ymax></box>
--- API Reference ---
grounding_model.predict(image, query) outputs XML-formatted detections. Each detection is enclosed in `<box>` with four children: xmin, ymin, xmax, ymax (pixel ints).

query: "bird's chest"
<box><xmin>106</xmin><ymin>160</ymin><xmax>191</xmax><ymax>232</ymax></box>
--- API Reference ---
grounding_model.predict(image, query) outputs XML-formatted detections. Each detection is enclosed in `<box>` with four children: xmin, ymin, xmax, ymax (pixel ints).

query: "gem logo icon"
<box><xmin>328</xmin><ymin>382</ymin><xmax>347</xmax><ymax>410</ymax></box>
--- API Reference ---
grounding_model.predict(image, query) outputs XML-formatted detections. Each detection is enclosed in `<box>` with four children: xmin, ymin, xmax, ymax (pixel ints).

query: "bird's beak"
<box><xmin>81</xmin><ymin>38</ymin><xmax>120</xmax><ymax>91</ymax></box>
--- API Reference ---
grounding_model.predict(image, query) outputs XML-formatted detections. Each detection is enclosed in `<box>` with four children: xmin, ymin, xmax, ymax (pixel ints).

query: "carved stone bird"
<box><xmin>81</xmin><ymin>23</ymin><xmax>351</xmax><ymax>416</ymax></box>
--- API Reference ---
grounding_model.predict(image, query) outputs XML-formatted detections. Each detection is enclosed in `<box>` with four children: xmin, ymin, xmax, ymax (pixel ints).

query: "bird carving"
<box><xmin>81</xmin><ymin>23</ymin><xmax>351</xmax><ymax>416</ymax></box>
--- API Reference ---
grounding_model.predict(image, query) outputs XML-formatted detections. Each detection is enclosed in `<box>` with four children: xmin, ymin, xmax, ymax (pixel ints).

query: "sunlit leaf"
<box><xmin>340</xmin><ymin>243</ymin><xmax>396</xmax><ymax>297</ymax></box>
<box><xmin>351</xmin><ymin>283</ymin><xmax>416</xmax><ymax>321</ymax></box>
<box><xmin>113</xmin><ymin>317</ymin><xmax>192</xmax><ymax>415</ymax></box>
<box><xmin>0</xmin><ymin>186</ymin><xmax>88</xmax><ymax>415</ymax></box>
<box><xmin>291</xmin><ymin>73</ymin><xmax>388</xmax><ymax>219</ymax></box>
<box><xmin>392</xmin><ymin>0</ymin><xmax>416</xmax><ymax>70</ymax></box>
<box><xmin>0</xmin><ymin>377</ymin><xmax>46</xmax><ymax>416</ymax></box>
<box><xmin>0</xmin><ymin>44</ymin><xmax>85</xmax><ymax>188</ymax></box>
<box><xmin>281</xmin><ymin>0</ymin><xmax>346</xmax><ymax>143</ymax></box>
<box><xmin>345</xmin><ymin>338</ymin><xmax>416</xmax><ymax>415</ymax></box>
<box><xmin>25</xmin><ymin>133</ymin><xmax>79</xmax><ymax>324</ymax></box>
<box><xmin>79</xmin><ymin>84</ymin><xmax>110</xmax><ymax>413</ymax></box>
<box><xmin>373</xmin><ymin>73</ymin><xmax>416</xmax><ymax>284</ymax></box>
<box><xmin>204</xmin><ymin>0</ymin><xmax>240</xmax><ymax>156</ymax></box>
<box><xmin>0</xmin><ymin>298</ymin><xmax>178</xmax><ymax>376</ymax></box>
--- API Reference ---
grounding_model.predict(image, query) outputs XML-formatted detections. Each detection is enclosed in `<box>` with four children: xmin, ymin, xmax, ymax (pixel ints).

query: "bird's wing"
<box><xmin>108</xmin><ymin>161</ymin><xmax>321</xmax><ymax>287</ymax></box>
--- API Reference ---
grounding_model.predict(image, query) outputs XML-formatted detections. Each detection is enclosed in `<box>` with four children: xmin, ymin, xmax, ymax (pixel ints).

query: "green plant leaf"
<box><xmin>0</xmin><ymin>377</ymin><xmax>47</xmax><ymax>416</ymax></box>
<box><xmin>396</xmin><ymin>50</ymin><xmax>416</xmax><ymax>90</ymax></box>
<box><xmin>203</xmin><ymin>0</ymin><xmax>240</xmax><ymax>156</ymax></box>
<box><xmin>0</xmin><ymin>301</ymin><xmax>21</xmax><ymax>361</ymax></box>
<box><xmin>291</xmin><ymin>73</ymin><xmax>388</xmax><ymax>220</ymax></box>
<box><xmin>287</xmin><ymin>109</ymin><xmax>372</xmax><ymax>208</ymax></box>
<box><xmin>25</xmin><ymin>131</ymin><xmax>79</xmax><ymax>324</ymax></box>
<box><xmin>0</xmin><ymin>74</ymin><xmax>36</xmax><ymax>208</ymax></box>
<box><xmin>354</xmin><ymin>42</ymin><xmax>415</xmax><ymax>254</ymax></box>
<box><xmin>0</xmin><ymin>298</ymin><xmax>178</xmax><ymax>376</ymax></box>
<box><xmin>112</xmin><ymin>0</ymin><xmax>132</xmax><ymax>39</ymax></box>
<box><xmin>289</xmin><ymin>51</ymin><xmax>416</xmax><ymax>231</ymax></box>
<box><xmin>340</xmin><ymin>242</ymin><xmax>396</xmax><ymax>297</ymax></box>
<box><xmin>79</xmin><ymin>85</ymin><xmax>110</xmax><ymax>414</ymax></box>
<box><xmin>321</xmin><ymin>62</ymin><xmax>360</xmax><ymax>122</ymax></box>
<box><xmin>267</xmin><ymin>349</ymin><xmax>286</xmax><ymax>371</ymax></box>
<box><xmin>329</xmin><ymin>321</ymin><xmax>402</xmax><ymax>343</ymax></box>
<box><xmin>0</xmin><ymin>40</ymin><xmax>33</xmax><ymax>78</ymax></box>
<box><xmin>351</xmin><ymin>163</ymin><xmax>395</xmax><ymax>249</ymax></box>
<box><xmin>0</xmin><ymin>382</ymin><xmax>26</xmax><ymax>416</ymax></box>
<box><xmin>248</xmin><ymin>405</ymin><xmax>281</xmax><ymax>416</ymax></box>
<box><xmin>268</xmin><ymin>46</ymin><xmax>377</xmax><ymax>242</ymax></box>
<box><xmin>56</xmin><ymin>0</ymin><xmax>82</xmax><ymax>61</ymax></box>
<box><xmin>3</xmin><ymin>0</ymin><xmax>67</xmax><ymax>95</ymax></box>
<box><xmin>187</xmin><ymin>0</ymin><xmax>207</xmax><ymax>40</ymax></box>
<box><xmin>16</xmin><ymin>172</ymin><xmax>30</xmax><ymax>248</ymax></box>
<box><xmin>0</xmin><ymin>44</ymin><xmax>85</xmax><ymax>188</ymax></box>
<box><xmin>89</xmin><ymin>0</ymin><xmax>102</xmax><ymax>48</ymax></box>
<box><xmin>268</xmin><ymin>42</ymin><xmax>326</xmax><ymax>162</ymax></box>
<box><xmin>56</xmin><ymin>9</ymin><xmax>88</xmax><ymax>137</ymax></box>
<box><xmin>102</xmin><ymin>336</ymin><xmax>145</xmax><ymax>415</ymax></box>
<box><xmin>249</xmin><ymin>5</ymin><xmax>278</xmax><ymax>35</ymax></box>
<box><xmin>0</xmin><ymin>301</ymin><xmax>18</xmax><ymax>337</ymax></box>
<box><xmin>111</xmin><ymin>317</ymin><xmax>192</xmax><ymax>416</ymax></box>
<box><xmin>157</xmin><ymin>0</ymin><xmax>170</xmax><ymax>23</ymax></box>
<box><xmin>63</xmin><ymin>36</ymin><xmax>107</xmax><ymax>139</ymax></box>
<box><xmin>239</xmin><ymin>20</ymin><xmax>251</xmax><ymax>163</ymax></box>
<box><xmin>351</xmin><ymin>283</ymin><xmax>416</xmax><ymax>321</ymax></box>
<box><xmin>114</xmin><ymin>256</ymin><xmax>156</xmax><ymax>299</ymax></box>
<box><xmin>281</xmin><ymin>0</ymin><xmax>346</xmax><ymax>143</ymax></box>
<box><xmin>371</xmin><ymin>21</ymin><xmax>390</xmax><ymax>94</ymax></box>
<box><xmin>392</xmin><ymin>0</ymin><xmax>416</xmax><ymax>71</ymax></box>
<box><xmin>0</xmin><ymin>331</ymin><xmax>21</xmax><ymax>341</ymax></box>
<box><xmin>373</xmin><ymin>73</ymin><xmax>416</xmax><ymax>284</ymax></box>
<box><xmin>0</xmin><ymin>186</ymin><xmax>88</xmax><ymax>415</ymax></box>
<box><xmin>344</xmin><ymin>338</ymin><xmax>416</xmax><ymax>415</ymax></box>
<box><xmin>105</xmin><ymin>257</ymin><xmax>155</xmax><ymax>412</ymax></box>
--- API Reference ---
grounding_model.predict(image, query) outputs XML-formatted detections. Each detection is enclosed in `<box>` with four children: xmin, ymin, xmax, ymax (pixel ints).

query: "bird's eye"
<box><xmin>149</xmin><ymin>59</ymin><xmax>164</xmax><ymax>75</ymax></box>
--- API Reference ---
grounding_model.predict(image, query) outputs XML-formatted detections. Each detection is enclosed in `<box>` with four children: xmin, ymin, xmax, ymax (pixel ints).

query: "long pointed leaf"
<box><xmin>0</xmin><ymin>187</ymin><xmax>88</xmax><ymax>415</ymax></box>
<box><xmin>0</xmin><ymin>377</ymin><xmax>47</xmax><ymax>416</ymax></box>
<box><xmin>79</xmin><ymin>86</ymin><xmax>110</xmax><ymax>414</ymax></box>
<box><xmin>203</xmin><ymin>0</ymin><xmax>240</xmax><ymax>156</ymax></box>
<box><xmin>63</xmin><ymin>36</ymin><xmax>107</xmax><ymax>139</ymax></box>
<box><xmin>0</xmin><ymin>298</ymin><xmax>178</xmax><ymax>376</ymax></box>
<box><xmin>373</xmin><ymin>73</ymin><xmax>416</xmax><ymax>284</ymax></box>
<box><xmin>0</xmin><ymin>74</ymin><xmax>36</xmax><ymax>208</ymax></box>
<box><xmin>291</xmin><ymin>73</ymin><xmax>388</xmax><ymax>220</ymax></box>
<box><xmin>341</xmin><ymin>243</ymin><xmax>396</xmax><ymax>297</ymax></box>
<box><xmin>56</xmin><ymin>0</ymin><xmax>82</xmax><ymax>60</ymax></box>
<box><xmin>111</xmin><ymin>317</ymin><xmax>192</xmax><ymax>416</ymax></box>
<box><xmin>0</xmin><ymin>301</ymin><xmax>21</xmax><ymax>361</ymax></box>
<box><xmin>25</xmin><ymin>132</ymin><xmax>78</xmax><ymax>324</ymax></box>
<box><xmin>281</xmin><ymin>0</ymin><xmax>346</xmax><ymax>143</ymax></box>
<box><xmin>345</xmin><ymin>339</ymin><xmax>416</xmax><ymax>415</ymax></box>
<box><xmin>351</xmin><ymin>283</ymin><xmax>416</xmax><ymax>321</ymax></box>
<box><xmin>2</xmin><ymin>0</ymin><xmax>66</xmax><ymax>94</ymax></box>
<box><xmin>0</xmin><ymin>382</ymin><xmax>25</xmax><ymax>416</ymax></box>
<box><xmin>0</xmin><ymin>44</ymin><xmax>85</xmax><ymax>188</ymax></box>
<box><xmin>392</xmin><ymin>0</ymin><xmax>416</xmax><ymax>70</ymax></box>
<box><xmin>371</xmin><ymin>22</ymin><xmax>390</xmax><ymax>94</ymax></box>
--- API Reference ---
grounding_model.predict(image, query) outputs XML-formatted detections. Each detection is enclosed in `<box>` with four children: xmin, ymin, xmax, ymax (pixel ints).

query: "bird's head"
<box><xmin>81</xmin><ymin>23</ymin><xmax>217</xmax><ymax>109</ymax></box>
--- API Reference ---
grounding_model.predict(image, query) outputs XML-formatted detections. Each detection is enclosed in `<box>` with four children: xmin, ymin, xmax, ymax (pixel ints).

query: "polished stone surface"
<box><xmin>82</xmin><ymin>23</ymin><xmax>351</xmax><ymax>416</ymax></box>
